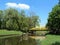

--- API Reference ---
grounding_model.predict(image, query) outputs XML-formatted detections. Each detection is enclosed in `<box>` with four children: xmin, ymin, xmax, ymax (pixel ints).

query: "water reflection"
<box><xmin>20</xmin><ymin>38</ymin><xmax>40</xmax><ymax>45</ymax></box>
<box><xmin>0</xmin><ymin>36</ymin><xmax>41</xmax><ymax>45</ymax></box>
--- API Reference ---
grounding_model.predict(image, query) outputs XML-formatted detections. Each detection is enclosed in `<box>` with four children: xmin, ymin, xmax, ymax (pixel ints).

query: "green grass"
<box><xmin>1</xmin><ymin>30</ymin><xmax>60</xmax><ymax>45</ymax></box>
<box><xmin>0</xmin><ymin>30</ymin><xmax>22</xmax><ymax>35</ymax></box>
<box><xmin>41</xmin><ymin>34</ymin><xmax>60</xmax><ymax>45</ymax></box>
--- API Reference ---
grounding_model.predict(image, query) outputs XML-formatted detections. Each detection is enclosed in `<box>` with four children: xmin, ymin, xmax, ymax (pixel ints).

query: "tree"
<box><xmin>19</xmin><ymin>10</ymin><xmax>27</xmax><ymax>31</ymax></box>
<box><xmin>4</xmin><ymin>8</ymin><xmax>19</xmax><ymax>30</ymax></box>
<box><xmin>18</xmin><ymin>11</ymin><xmax>40</xmax><ymax>32</ymax></box>
<box><xmin>29</xmin><ymin>12</ymin><xmax>40</xmax><ymax>27</ymax></box>
<box><xmin>46</xmin><ymin>2</ymin><xmax>60</xmax><ymax>34</ymax></box>
<box><xmin>0</xmin><ymin>8</ymin><xmax>40</xmax><ymax>32</ymax></box>
<box><xmin>0</xmin><ymin>10</ymin><xmax>3</xmax><ymax>29</ymax></box>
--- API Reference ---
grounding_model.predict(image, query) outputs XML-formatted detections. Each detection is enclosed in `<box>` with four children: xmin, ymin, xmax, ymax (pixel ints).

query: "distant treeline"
<box><xmin>0</xmin><ymin>8</ymin><xmax>40</xmax><ymax>31</ymax></box>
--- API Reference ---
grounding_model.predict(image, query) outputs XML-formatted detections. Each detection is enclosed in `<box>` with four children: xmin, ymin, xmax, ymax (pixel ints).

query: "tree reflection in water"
<box><xmin>20</xmin><ymin>38</ymin><xmax>40</xmax><ymax>45</ymax></box>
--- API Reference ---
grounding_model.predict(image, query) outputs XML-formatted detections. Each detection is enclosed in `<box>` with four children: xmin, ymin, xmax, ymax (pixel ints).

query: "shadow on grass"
<box><xmin>51</xmin><ymin>42</ymin><xmax>60</xmax><ymax>45</ymax></box>
<box><xmin>45</xmin><ymin>32</ymin><xmax>60</xmax><ymax>36</ymax></box>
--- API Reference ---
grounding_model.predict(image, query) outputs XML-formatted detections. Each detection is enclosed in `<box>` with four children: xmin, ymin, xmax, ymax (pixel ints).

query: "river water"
<box><xmin>20</xmin><ymin>37</ymin><xmax>41</xmax><ymax>45</ymax></box>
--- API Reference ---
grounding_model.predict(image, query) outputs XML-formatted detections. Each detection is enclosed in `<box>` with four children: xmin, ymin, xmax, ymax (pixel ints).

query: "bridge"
<box><xmin>28</xmin><ymin>27</ymin><xmax>48</xmax><ymax>36</ymax></box>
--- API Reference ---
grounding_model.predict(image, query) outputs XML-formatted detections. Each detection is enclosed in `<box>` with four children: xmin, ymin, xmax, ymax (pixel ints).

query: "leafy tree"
<box><xmin>19</xmin><ymin>11</ymin><xmax>40</xmax><ymax>32</ymax></box>
<box><xmin>18</xmin><ymin>10</ymin><xmax>29</xmax><ymax>32</ymax></box>
<box><xmin>0</xmin><ymin>8</ymin><xmax>40</xmax><ymax>32</ymax></box>
<box><xmin>0</xmin><ymin>10</ymin><xmax>3</xmax><ymax>29</ymax></box>
<box><xmin>4</xmin><ymin>8</ymin><xmax>19</xmax><ymax>30</ymax></box>
<box><xmin>30</xmin><ymin>12</ymin><xmax>40</xmax><ymax>27</ymax></box>
<box><xmin>46</xmin><ymin>2</ymin><xmax>60</xmax><ymax>34</ymax></box>
<box><xmin>31</xmin><ymin>15</ymin><xmax>39</xmax><ymax>27</ymax></box>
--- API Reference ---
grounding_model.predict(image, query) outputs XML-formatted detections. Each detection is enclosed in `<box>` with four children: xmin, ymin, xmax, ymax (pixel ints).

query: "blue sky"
<box><xmin>0</xmin><ymin>0</ymin><xmax>58</xmax><ymax>26</ymax></box>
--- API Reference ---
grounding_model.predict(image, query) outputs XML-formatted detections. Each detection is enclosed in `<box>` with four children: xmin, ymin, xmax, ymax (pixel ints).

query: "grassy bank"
<box><xmin>0</xmin><ymin>30</ymin><xmax>23</xmax><ymax>45</ymax></box>
<box><xmin>0</xmin><ymin>30</ymin><xmax>22</xmax><ymax>36</ymax></box>
<box><xmin>0</xmin><ymin>30</ymin><xmax>37</xmax><ymax>45</ymax></box>
<box><xmin>41</xmin><ymin>34</ymin><xmax>60</xmax><ymax>45</ymax></box>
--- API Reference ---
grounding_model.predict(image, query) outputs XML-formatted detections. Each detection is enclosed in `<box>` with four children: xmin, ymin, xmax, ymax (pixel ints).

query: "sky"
<box><xmin>0</xmin><ymin>0</ymin><xmax>59</xmax><ymax>26</ymax></box>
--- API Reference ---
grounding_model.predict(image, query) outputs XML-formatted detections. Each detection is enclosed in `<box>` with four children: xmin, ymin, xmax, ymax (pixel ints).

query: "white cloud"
<box><xmin>6</xmin><ymin>3</ymin><xmax>18</xmax><ymax>8</ymax></box>
<box><xmin>18</xmin><ymin>4</ymin><xmax>30</xmax><ymax>9</ymax></box>
<box><xmin>6</xmin><ymin>3</ymin><xmax>30</xmax><ymax>10</ymax></box>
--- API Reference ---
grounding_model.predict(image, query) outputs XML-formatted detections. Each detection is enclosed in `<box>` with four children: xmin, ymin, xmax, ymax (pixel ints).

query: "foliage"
<box><xmin>46</xmin><ymin>4</ymin><xmax>60</xmax><ymax>34</ymax></box>
<box><xmin>0</xmin><ymin>8</ymin><xmax>40</xmax><ymax>32</ymax></box>
<box><xmin>0</xmin><ymin>10</ymin><xmax>3</xmax><ymax>29</ymax></box>
<box><xmin>3</xmin><ymin>8</ymin><xmax>19</xmax><ymax>30</ymax></box>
